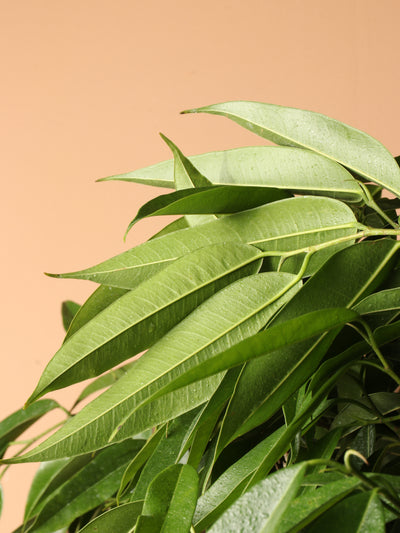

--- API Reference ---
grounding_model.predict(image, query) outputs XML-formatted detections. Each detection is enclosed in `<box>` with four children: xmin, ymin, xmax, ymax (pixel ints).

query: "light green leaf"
<box><xmin>183</xmin><ymin>101</ymin><xmax>400</xmax><ymax>198</ymax></box>
<box><xmin>0</xmin><ymin>400</ymin><xmax>61</xmax><ymax>458</ymax></box>
<box><xmin>208</xmin><ymin>464</ymin><xmax>306</xmax><ymax>533</ymax></box>
<box><xmin>72</xmin><ymin>362</ymin><xmax>137</xmax><ymax>408</ymax></box>
<box><xmin>28</xmin><ymin>242</ymin><xmax>262</xmax><ymax>403</ymax></box>
<box><xmin>27</xmin><ymin>439</ymin><xmax>144</xmax><ymax>533</ymax></box>
<box><xmin>217</xmin><ymin>239</ymin><xmax>399</xmax><ymax>449</ymax></box>
<box><xmin>103</xmin><ymin>146</ymin><xmax>363</xmax><ymax>203</ymax></box>
<box><xmin>48</xmin><ymin>196</ymin><xmax>359</xmax><ymax>288</ymax></box>
<box><xmin>149</xmin><ymin>216</ymin><xmax>188</xmax><ymax>239</ymax></box>
<box><xmin>0</xmin><ymin>484</ymin><xmax>3</xmax><ymax>518</ymax></box>
<box><xmin>78</xmin><ymin>501</ymin><xmax>143</xmax><ymax>533</ymax></box>
<box><xmin>11</xmin><ymin>272</ymin><xmax>300</xmax><ymax>462</ymax></box>
<box><xmin>160</xmin><ymin>133</ymin><xmax>215</xmax><ymax>229</ymax></box>
<box><xmin>140</xmin><ymin>464</ymin><xmax>198</xmax><ymax>533</ymax></box>
<box><xmin>306</xmin><ymin>489</ymin><xmax>385</xmax><ymax>533</ymax></box>
<box><xmin>193</xmin><ymin>426</ymin><xmax>286</xmax><ymax>531</ymax></box>
<box><xmin>127</xmin><ymin>186</ymin><xmax>290</xmax><ymax>230</ymax></box>
<box><xmin>61</xmin><ymin>300</ymin><xmax>80</xmax><ymax>332</ymax></box>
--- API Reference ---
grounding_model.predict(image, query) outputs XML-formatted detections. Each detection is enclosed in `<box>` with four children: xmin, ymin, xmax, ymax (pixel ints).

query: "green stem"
<box><xmin>359</xmin><ymin>182</ymin><xmax>399</xmax><ymax>230</ymax></box>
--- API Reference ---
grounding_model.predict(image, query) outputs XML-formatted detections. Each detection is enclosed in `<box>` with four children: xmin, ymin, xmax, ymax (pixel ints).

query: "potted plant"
<box><xmin>2</xmin><ymin>101</ymin><xmax>400</xmax><ymax>532</ymax></box>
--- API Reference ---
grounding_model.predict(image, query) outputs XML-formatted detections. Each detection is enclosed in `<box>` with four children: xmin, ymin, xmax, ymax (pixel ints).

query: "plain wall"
<box><xmin>1</xmin><ymin>0</ymin><xmax>400</xmax><ymax>529</ymax></box>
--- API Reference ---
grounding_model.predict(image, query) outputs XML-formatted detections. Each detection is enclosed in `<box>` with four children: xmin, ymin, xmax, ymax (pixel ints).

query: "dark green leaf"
<box><xmin>61</xmin><ymin>300</ymin><xmax>80</xmax><ymax>332</ymax></box>
<box><xmin>0</xmin><ymin>400</ymin><xmax>61</xmax><ymax>458</ymax></box>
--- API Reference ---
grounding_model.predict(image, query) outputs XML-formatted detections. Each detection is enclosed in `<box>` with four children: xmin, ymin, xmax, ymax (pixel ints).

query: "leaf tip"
<box><xmin>44</xmin><ymin>272</ymin><xmax>61</xmax><ymax>279</ymax></box>
<box><xmin>181</xmin><ymin>108</ymin><xmax>197</xmax><ymax>115</ymax></box>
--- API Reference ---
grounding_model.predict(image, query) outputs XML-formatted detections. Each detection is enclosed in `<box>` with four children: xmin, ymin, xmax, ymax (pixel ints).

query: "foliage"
<box><xmin>2</xmin><ymin>101</ymin><xmax>400</xmax><ymax>532</ymax></box>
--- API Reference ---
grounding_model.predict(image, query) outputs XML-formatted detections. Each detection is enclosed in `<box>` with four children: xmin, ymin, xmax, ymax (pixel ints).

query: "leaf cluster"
<box><xmin>2</xmin><ymin>101</ymin><xmax>400</xmax><ymax>532</ymax></box>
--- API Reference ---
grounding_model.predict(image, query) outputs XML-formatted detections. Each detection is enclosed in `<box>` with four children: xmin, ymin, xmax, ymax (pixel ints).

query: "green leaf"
<box><xmin>193</xmin><ymin>426</ymin><xmax>286</xmax><ymax>531</ymax></box>
<box><xmin>127</xmin><ymin>186</ymin><xmax>290</xmax><ymax>230</ymax></box>
<box><xmin>130</xmin><ymin>411</ymin><xmax>197</xmax><ymax>501</ymax></box>
<box><xmin>160</xmin><ymin>133</ymin><xmax>215</xmax><ymax>229</ymax></box>
<box><xmin>0</xmin><ymin>400</ymin><xmax>61</xmax><ymax>458</ymax></box>
<box><xmin>118</xmin><ymin>425</ymin><xmax>166</xmax><ymax>501</ymax></box>
<box><xmin>27</xmin><ymin>439</ymin><xmax>144</xmax><ymax>533</ymax></box>
<box><xmin>65</xmin><ymin>285</ymin><xmax>128</xmax><ymax>340</ymax></box>
<box><xmin>72</xmin><ymin>362</ymin><xmax>137</xmax><ymax>408</ymax></box>
<box><xmin>78</xmin><ymin>501</ymin><xmax>143</xmax><ymax>533</ymax></box>
<box><xmin>305</xmin><ymin>489</ymin><xmax>385</xmax><ymax>533</ymax></box>
<box><xmin>183</xmin><ymin>101</ymin><xmax>400</xmax><ymax>198</ymax></box>
<box><xmin>61</xmin><ymin>300</ymin><xmax>80</xmax><ymax>332</ymax></box>
<box><xmin>24</xmin><ymin>458</ymin><xmax>70</xmax><ymax>521</ymax></box>
<box><xmin>140</xmin><ymin>464</ymin><xmax>198</xmax><ymax>533</ymax></box>
<box><xmin>354</xmin><ymin>287</ymin><xmax>400</xmax><ymax>315</ymax></box>
<box><xmin>208</xmin><ymin>463</ymin><xmax>306</xmax><ymax>533</ymax></box>
<box><xmin>11</xmin><ymin>271</ymin><xmax>300</xmax><ymax>462</ymax></box>
<box><xmin>0</xmin><ymin>483</ymin><xmax>3</xmax><ymax>518</ymax></box>
<box><xmin>217</xmin><ymin>239</ymin><xmax>399</xmax><ymax>449</ymax></box>
<box><xmin>279</xmin><ymin>475</ymin><xmax>361</xmax><ymax>532</ymax></box>
<box><xmin>103</xmin><ymin>146</ymin><xmax>363</xmax><ymax>203</ymax></box>
<box><xmin>48</xmin><ymin>196</ymin><xmax>358</xmax><ymax>288</ymax></box>
<box><xmin>149</xmin><ymin>216</ymin><xmax>188</xmax><ymax>239</ymax></box>
<box><xmin>28</xmin><ymin>242</ymin><xmax>262</xmax><ymax>403</ymax></box>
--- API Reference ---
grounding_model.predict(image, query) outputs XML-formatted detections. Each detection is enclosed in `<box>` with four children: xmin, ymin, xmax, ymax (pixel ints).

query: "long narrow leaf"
<box><xmin>103</xmin><ymin>146</ymin><xmax>363</xmax><ymax>203</ymax></box>
<box><xmin>183</xmin><ymin>101</ymin><xmax>400</xmax><ymax>198</ymax></box>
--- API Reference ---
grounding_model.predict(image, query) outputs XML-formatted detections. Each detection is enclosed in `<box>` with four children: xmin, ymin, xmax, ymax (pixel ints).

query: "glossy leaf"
<box><xmin>160</xmin><ymin>133</ymin><xmax>215</xmax><ymax>229</ymax></box>
<box><xmin>104</xmin><ymin>146</ymin><xmax>364</xmax><ymax>203</ymax></box>
<box><xmin>183</xmin><ymin>101</ymin><xmax>400</xmax><ymax>198</ymax></box>
<box><xmin>217</xmin><ymin>239</ymin><xmax>399</xmax><ymax>449</ymax></box>
<box><xmin>127</xmin><ymin>185</ymin><xmax>290</xmax><ymax>230</ymax></box>
<box><xmin>208</xmin><ymin>464</ymin><xmax>306</xmax><ymax>533</ymax></box>
<box><xmin>140</xmin><ymin>464</ymin><xmax>198</xmax><ymax>532</ymax></box>
<box><xmin>0</xmin><ymin>399</ymin><xmax>61</xmax><ymax>458</ymax></box>
<box><xmin>10</xmin><ymin>272</ymin><xmax>300</xmax><ymax>461</ymax></box>
<box><xmin>79</xmin><ymin>501</ymin><xmax>143</xmax><ymax>533</ymax></box>
<box><xmin>47</xmin><ymin>196</ymin><xmax>358</xmax><ymax>288</ymax></box>
<box><xmin>61</xmin><ymin>300</ymin><xmax>80</xmax><ymax>332</ymax></box>
<box><xmin>27</xmin><ymin>439</ymin><xmax>144</xmax><ymax>533</ymax></box>
<box><xmin>306</xmin><ymin>489</ymin><xmax>385</xmax><ymax>533</ymax></box>
<box><xmin>28</xmin><ymin>242</ymin><xmax>262</xmax><ymax>403</ymax></box>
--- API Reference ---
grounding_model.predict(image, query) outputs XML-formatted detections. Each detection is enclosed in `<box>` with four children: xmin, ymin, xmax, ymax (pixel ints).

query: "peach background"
<box><xmin>1</xmin><ymin>0</ymin><xmax>400</xmax><ymax>530</ymax></box>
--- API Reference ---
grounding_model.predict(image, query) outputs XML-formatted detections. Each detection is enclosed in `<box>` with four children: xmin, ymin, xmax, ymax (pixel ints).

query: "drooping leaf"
<box><xmin>160</xmin><ymin>133</ymin><xmax>215</xmax><ymax>229</ymax></box>
<box><xmin>78</xmin><ymin>501</ymin><xmax>143</xmax><ymax>533</ymax></box>
<box><xmin>103</xmin><ymin>146</ymin><xmax>364</xmax><ymax>203</ymax></box>
<box><xmin>10</xmin><ymin>272</ymin><xmax>300</xmax><ymax>462</ymax></box>
<box><xmin>61</xmin><ymin>300</ymin><xmax>80</xmax><ymax>332</ymax></box>
<box><xmin>305</xmin><ymin>489</ymin><xmax>385</xmax><ymax>533</ymax></box>
<box><xmin>207</xmin><ymin>463</ymin><xmax>307</xmax><ymax>533</ymax></box>
<box><xmin>127</xmin><ymin>185</ymin><xmax>290</xmax><ymax>230</ymax></box>
<box><xmin>193</xmin><ymin>426</ymin><xmax>286</xmax><ymax>531</ymax></box>
<box><xmin>0</xmin><ymin>400</ymin><xmax>61</xmax><ymax>458</ymax></box>
<box><xmin>47</xmin><ymin>196</ymin><xmax>359</xmax><ymax>288</ymax></box>
<box><xmin>217</xmin><ymin>239</ymin><xmax>399</xmax><ymax>450</ymax></box>
<box><xmin>26</xmin><ymin>439</ymin><xmax>144</xmax><ymax>533</ymax></box>
<box><xmin>139</xmin><ymin>464</ymin><xmax>198</xmax><ymax>533</ymax></box>
<box><xmin>183</xmin><ymin>101</ymin><xmax>400</xmax><ymax>198</ymax></box>
<box><xmin>28</xmin><ymin>242</ymin><xmax>262</xmax><ymax>403</ymax></box>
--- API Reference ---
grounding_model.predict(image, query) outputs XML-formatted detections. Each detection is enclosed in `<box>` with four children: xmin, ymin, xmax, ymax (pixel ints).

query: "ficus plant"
<box><xmin>2</xmin><ymin>102</ymin><xmax>400</xmax><ymax>532</ymax></box>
